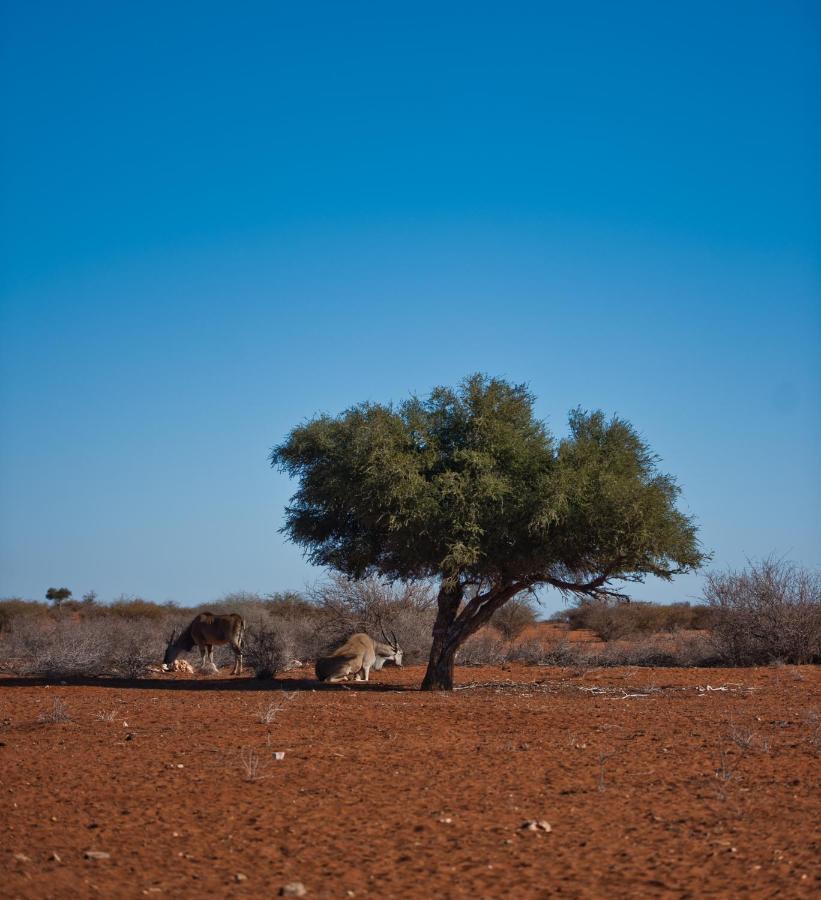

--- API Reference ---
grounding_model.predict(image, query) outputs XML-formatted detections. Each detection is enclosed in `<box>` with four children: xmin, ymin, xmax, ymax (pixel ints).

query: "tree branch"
<box><xmin>536</xmin><ymin>560</ymin><xmax>631</xmax><ymax>600</ymax></box>
<box><xmin>450</xmin><ymin>581</ymin><xmax>525</xmax><ymax>645</ymax></box>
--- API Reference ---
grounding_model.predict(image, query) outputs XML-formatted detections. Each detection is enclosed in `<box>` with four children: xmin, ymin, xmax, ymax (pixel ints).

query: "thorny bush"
<box><xmin>705</xmin><ymin>558</ymin><xmax>821</xmax><ymax>665</ymax></box>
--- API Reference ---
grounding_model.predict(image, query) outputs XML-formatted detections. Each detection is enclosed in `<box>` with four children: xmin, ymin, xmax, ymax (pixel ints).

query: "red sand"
<box><xmin>1</xmin><ymin>664</ymin><xmax>819</xmax><ymax>898</ymax></box>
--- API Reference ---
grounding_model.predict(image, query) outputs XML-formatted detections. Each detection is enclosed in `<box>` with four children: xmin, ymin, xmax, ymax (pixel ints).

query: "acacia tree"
<box><xmin>46</xmin><ymin>587</ymin><xmax>72</xmax><ymax>609</ymax></box>
<box><xmin>271</xmin><ymin>375</ymin><xmax>706</xmax><ymax>690</ymax></box>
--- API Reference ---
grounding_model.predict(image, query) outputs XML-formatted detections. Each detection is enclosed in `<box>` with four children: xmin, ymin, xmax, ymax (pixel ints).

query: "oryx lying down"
<box><xmin>162</xmin><ymin>612</ymin><xmax>245</xmax><ymax>675</ymax></box>
<box><xmin>315</xmin><ymin>631</ymin><xmax>403</xmax><ymax>683</ymax></box>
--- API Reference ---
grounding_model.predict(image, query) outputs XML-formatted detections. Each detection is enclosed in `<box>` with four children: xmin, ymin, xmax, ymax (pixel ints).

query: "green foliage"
<box><xmin>272</xmin><ymin>374</ymin><xmax>706</xmax><ymax>595</ymax></box>
<box><xmin>46</xmin><ymin>587</ymin><xmax>72</xmax><ymax>606</ymax></box>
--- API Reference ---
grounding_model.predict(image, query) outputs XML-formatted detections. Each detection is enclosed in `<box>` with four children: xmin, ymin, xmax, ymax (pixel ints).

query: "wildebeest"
<box><xmin>162</xmin><ymin>612</ymin><xmax>245</xmax><ymax>675</ymax></box>
<box><xmin>315</xmin><ymin>631</ymin><xmax>403</xmax><ymax>683</ymax></box>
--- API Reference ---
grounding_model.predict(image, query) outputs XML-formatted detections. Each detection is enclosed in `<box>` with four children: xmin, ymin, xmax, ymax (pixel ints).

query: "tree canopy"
<box><xmin>45</xmin><ymin>587</ymin><xmax>72</xmax><ymax>607</ymax></box>
<box><xmin>271</xmin><ymin>374</ymin><xmax>706</xmax><ymax>688</ymax></box>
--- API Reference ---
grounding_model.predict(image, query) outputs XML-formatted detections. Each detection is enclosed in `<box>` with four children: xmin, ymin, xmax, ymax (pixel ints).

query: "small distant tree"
<box><xmin>272</xmin><ymin>374</ymin><xmax>706</xmax><ymax>690</ymax></box>
<box><xmin>46</xmin><ymin>587</ymin><xmax>72</xmax><ymax>609</ymax></box>
<box><xmin>81</xmin><ymin>591</ymin><xmax>98</xmax><ymax>606</ymax></box>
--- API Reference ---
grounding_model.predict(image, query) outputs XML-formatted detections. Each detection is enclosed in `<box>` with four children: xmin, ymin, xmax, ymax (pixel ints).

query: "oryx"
<box><xmin>315</xmin><ymin>629</ymin><xmax>403</xmax><ymax>683</ymax></box>
<box><xmin>162</xmin><ymin>612</ymin><xmax>245</xmax><ymax>675</ymax></box>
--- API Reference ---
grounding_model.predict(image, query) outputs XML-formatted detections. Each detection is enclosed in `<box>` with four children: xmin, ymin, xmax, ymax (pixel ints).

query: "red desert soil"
<box><xmin>1</xmin><ymin>664</ymin><xmax>819</xmax><ymax>899</ymax></box>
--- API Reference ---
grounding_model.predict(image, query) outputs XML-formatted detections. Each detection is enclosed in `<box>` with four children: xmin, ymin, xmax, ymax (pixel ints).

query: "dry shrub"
<box><xmin>309</xmin><ymin>575</ymin><xmax>436</xmax><ymax>663</ymax></box>
<box><xmin>2</xmin><ymin>615</ymin><xmax>172</xmax><ymax>679</ymax></box>
<box><xmin>183</xmin><ymin>597</ymin><xmax>272</xmax><ymax>670</ymax></box>
<box><xmin>243</xmin><ymin>623</ymin><xmax>292</xmax><ymax>679</ymax></box>
<box><xmin>263</xmin><ymin>593</ymin><xmax>326</xmax><ymax>662</ymax></box>
<box><xmin>196</xmin><ymin>583</ymin><xmax>435</xmax><ymax>666</ymax></box>
<box><xmin>507</xmin><ymin>636</ymin><xmax>579</xmax><ymax>666</ymax></box>
<box><xmin>105</xmin><ymin>618</ymin><xmax>168</xmax><ymax>678</ymax></box>
<box><xmin>457</xmin><ymin>629</ymin><xmax>717</xmax><ymax>669</ymax></box>
<box><xmin>7</xmin><ymin>617</ymin><xmax>108</xmax><ymax>678</ymax></box>
<box><xmin>204</xmin><ymin>601</ymin><xmax>315</xmax><ymax>673</ymax></box>
<box><xmin>584</xmin><ymin>632</ymin><xmax>717</xmax><ymax>668</ymax></box>
<box><xmin>191</xmin><ymin>592</ymin><xmax>270</xmax><ymax>623</ymax></box>
<box><xmin>379</xmin><ymin>600</ymin><xmax>436</xmax><ymax>665</ymax></box>
<box><xmin>568</xmin><ymin>599</ymin><xmax>712</xmax><ymax>641</ymax></box>
<box><xmin>104</xmin><ymin>597</ymin><xmax>175</xmax><ymax>620</ymax></box>
<box><xmin>0</xmin><ymin>599</ymin><xmax>49</xmax><ymax>633</ymax></box>
<box><xmin>200</xmin><ymin>591</ymin><xmax>323</xmax><ymax>664</ymax></box>
<box><xmin>265</xmin><ymin>616</ymin><xmax>322</xmax><ymax>664</ymax></box>
<box><xmin>669</xmin><ymin>631</ymin><xmax>719</xmax><ymax>666</ymax></box>
<box><xmin>491</xmin><ymin>596</ymin><xmax>539</xmax><ymax>641</ymax></box>
<box><xmin>263</xmin><ymin>591</ymin><xmax>320</xmax><ymax>619</ymax></box>
<box><xmin>595</xmin><ymin>638</ymin><xmax>679</xmax><ymax>667</ymax></box>
<box><xmin>457</xmin><ymin>628</ymin><xmax>584</xmax><ymax>668</ymax></box>
<box><xmin>705</xmin><ymin>558</ymin><xmax>821</xmax><ymax>665</ymax></box>
<box><xmin>457</xmin><ymin>628</ymin><xmax>508</xmax><ymax>666</ymax></box>
<box><xmin>570</xmin><ymin>602</ymin><xmax>637</xmax><ymax>641</ymax></box>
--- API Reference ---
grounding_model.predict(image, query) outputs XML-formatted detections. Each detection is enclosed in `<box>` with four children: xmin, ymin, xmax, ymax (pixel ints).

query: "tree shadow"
<box><xmin>0</xmin><ymin>674</ymin><xmax>416</xmax><ymax>693</ymax></box>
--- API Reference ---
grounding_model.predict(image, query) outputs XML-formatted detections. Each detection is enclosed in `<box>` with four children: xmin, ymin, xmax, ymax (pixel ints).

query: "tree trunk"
<box><xmin>421</xmin><ymin>580</ymin><xmax>527</xmax><ymax>690</ymax></box>
<box><xmin>421</xmin><ymin>640</ymin><xmax>458</xmax><ymax>691</ymax></box>
<box><xmin>420</xmin><ymin>583</ymin><xmax>463</xmax><ymax>691</ymax></box>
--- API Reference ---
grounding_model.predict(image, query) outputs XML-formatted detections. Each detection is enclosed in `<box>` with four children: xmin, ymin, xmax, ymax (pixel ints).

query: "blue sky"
<box><xmin>1</xmin><ymin>1</ymin><xmax>818</xmax><ymax>612</ymax></box>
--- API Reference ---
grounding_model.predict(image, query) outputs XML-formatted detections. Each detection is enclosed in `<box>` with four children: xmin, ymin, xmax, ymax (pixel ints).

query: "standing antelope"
<box><xmin>315</xmin><ymin>630</ymin><xmax>403</xmax><ymax>683</ymax></box>
<box><xmin>162</xmin><ymin>612</ymin><xmax>245</xmax><ymax>675</ymax></box>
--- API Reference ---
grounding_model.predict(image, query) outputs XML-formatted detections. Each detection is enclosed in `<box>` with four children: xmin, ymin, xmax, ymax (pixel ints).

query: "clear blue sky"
<box><xmin>1</xmin><ymin>1</ymin><xmax>819</xmax><ymax>613</ymax></box>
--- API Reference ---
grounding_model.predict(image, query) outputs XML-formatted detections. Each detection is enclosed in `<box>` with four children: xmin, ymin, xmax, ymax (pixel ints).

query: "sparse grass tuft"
<box><xmin>239</xmin><ymin>747</ymin><xmax>266</xmax><ymax>781</ymax></box>
<box><xmin>805</xmin><ymin>710</ymin><xmax>821</xmax><ymax>753</ymax></box>
<box><xmin>38</xmin><ymin>698</ymin><xmax>71</xmax><ymax>724</ymax></box>
<box><xmin>597</xmin><ymin>750</ymin><xmax>618</xmax><ymax>792</ymax></box>
<box><xmin>256</xmin><ymin>699</ymin><xmax>284</xmax><ymax>725</ymax></box>
<box><xmin>727</xmin><ymin>721</ymin><xmax>757</xmax><ymax>751</ymax></box>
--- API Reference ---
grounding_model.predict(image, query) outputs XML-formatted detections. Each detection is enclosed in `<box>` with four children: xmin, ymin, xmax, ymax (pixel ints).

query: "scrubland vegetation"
<box><xmin>1</xmin><ymin>559</ymin><xmax>818</xmax><ymax>680</ymax></box>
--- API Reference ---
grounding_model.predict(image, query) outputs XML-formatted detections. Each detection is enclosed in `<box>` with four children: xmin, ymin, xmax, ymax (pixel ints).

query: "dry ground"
<box><xmin>1</xmin><ymin>664</ymin><xmax>819</xmax><ymax>899</ymax></box>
